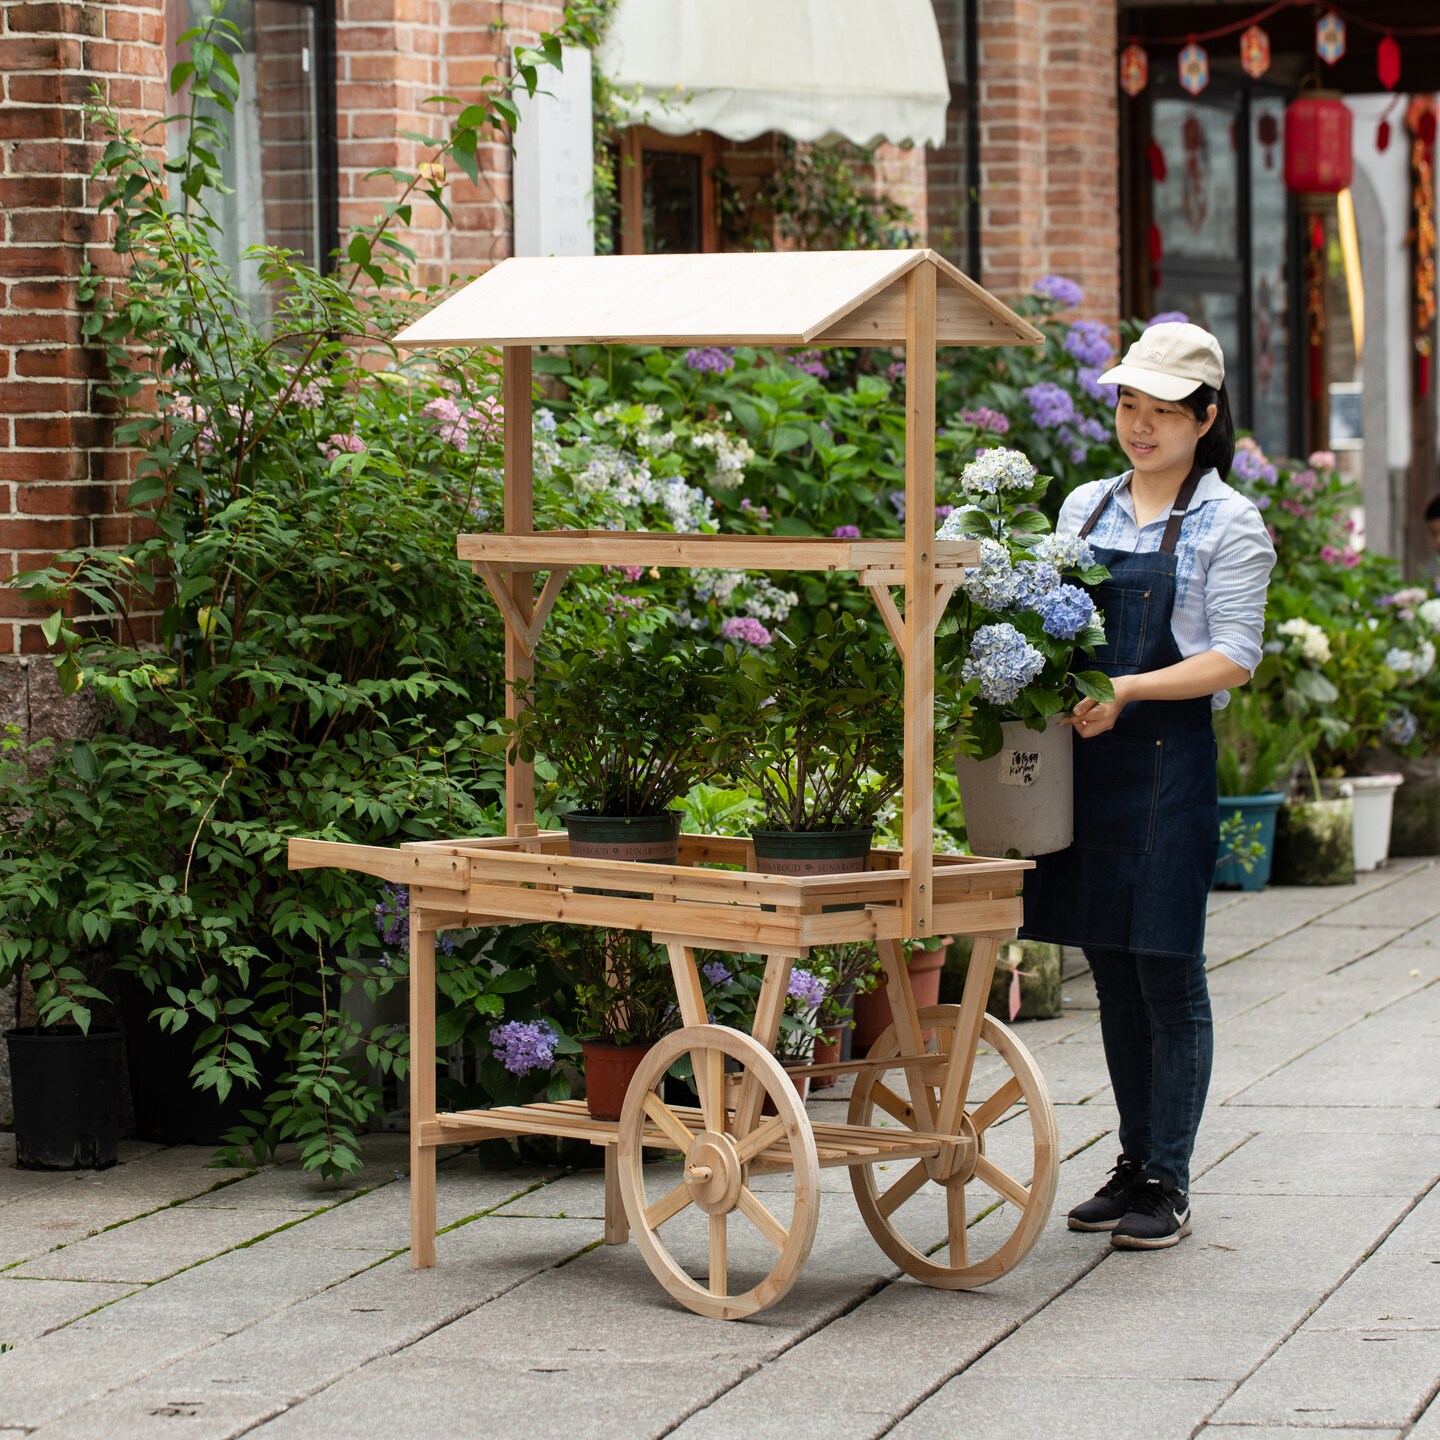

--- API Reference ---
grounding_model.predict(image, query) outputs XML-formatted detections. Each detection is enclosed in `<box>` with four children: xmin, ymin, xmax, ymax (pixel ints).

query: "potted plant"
<box><xmin>1212</xmin><ymin>688</ymin><xmax>1304</xmax><ymax>890</ymax></box>
<box><xmin>936</xmin><ymin>447</ymin><xmax>1114</xmax><ymax>858</ymax></box>
<box><xmin>507</xmin><ymin>632</ymin><xmax>725</xmax><ymax>871</ymax></box>
<box><xmin>534</xmin><ymin>926</ymin><xmax>677</xmax><ymax>1121</ymax></box>
<box><xmin>0</xmin><ymin>729</ymin><xmax>123</xmax><ymax>1170</ymax></box>
<box><xmin>704</xmin><ymin>608</ymin><xmax>904</xmax><ymax>882</ymax></box>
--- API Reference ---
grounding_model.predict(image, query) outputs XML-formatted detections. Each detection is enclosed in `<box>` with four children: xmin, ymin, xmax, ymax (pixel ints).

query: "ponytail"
<box><xmin>1179</xmin><ymin>381</ymin><xmax>1235</xmax><ymax>480</ymax></box>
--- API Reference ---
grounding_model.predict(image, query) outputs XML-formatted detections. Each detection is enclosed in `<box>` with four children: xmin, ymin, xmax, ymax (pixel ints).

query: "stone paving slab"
<box><xmin>1412</xmin><ymin>1395</ymin><xmax>1440</xmax><ymax>1439</ymax></box>
<box><xmin>1192</xmin><ymin>1128</ymin><xmax>1439</xmax><ymax>1196</ymax></box>
<box><xmin>0</xmin><ymin>1277</ymin><xmax>139</xmax><ymax>1344</ymax></box>
<box><xmin>1199</xmin><ymin>1429</ymin><xmax>1402</xmax><ymax>1439</ymax></box>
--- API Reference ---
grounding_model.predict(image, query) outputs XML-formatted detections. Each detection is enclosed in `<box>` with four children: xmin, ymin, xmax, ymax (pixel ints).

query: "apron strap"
<box><xmin>1076</xmin><ymin>465</ymin><xmax>1205</xmax><ymax>552</ymax></box>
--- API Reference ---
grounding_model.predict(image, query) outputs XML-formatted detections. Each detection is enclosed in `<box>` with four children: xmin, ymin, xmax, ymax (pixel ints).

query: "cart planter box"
<box><xmin>289</xmin><ymin>248</ymin><xmax>1059</xmax><ymax>1320</ymax></box>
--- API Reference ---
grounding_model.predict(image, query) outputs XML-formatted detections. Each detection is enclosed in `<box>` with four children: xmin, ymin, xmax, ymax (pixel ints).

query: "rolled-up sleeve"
<box><xmin>1203</xmin><ymin>500</ymin><xmax>1275</xmax><ymax>675</ymax></box>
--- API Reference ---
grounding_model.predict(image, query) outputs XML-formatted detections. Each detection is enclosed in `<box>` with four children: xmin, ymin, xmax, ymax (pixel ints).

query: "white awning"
<box><xmin>596</xmin><ymin>0</ymin><xmax>951</xmax><ymax>149</ymax></box>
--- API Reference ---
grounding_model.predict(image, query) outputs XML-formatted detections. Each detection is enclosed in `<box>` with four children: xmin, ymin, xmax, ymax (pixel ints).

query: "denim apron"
<box><xmin>1021</xmin><ymin>468</ymin><xmax>1219</xmax><ymax>960</ymax></box>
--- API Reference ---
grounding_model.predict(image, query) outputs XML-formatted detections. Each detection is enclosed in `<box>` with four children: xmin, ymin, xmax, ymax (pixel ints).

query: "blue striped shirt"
<box><xmin>1058</xmin><ymin>468</ymin><xmax>1276</xmax><ymax>709</ymax></box>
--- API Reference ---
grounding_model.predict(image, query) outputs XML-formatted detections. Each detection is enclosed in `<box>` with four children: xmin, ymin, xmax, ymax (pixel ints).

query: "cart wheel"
<box><xmin>617</xmin><ymin>1024</ymin><xmax>820</xmax><ymax>1320</ymax></box>
<box><xmin>849</xmin><ymin>1005</ymin><xmax>1058</xmax><ymax>1289</ymax></box>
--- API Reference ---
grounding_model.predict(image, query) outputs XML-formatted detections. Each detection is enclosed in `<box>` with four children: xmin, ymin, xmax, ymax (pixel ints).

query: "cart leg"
<box><xmin>877</xmin><ymin>937</ymin><xmax>937</xmax><ymax>1130</ymax></box>
<box><xmin>409</xmin><ymin>917</ymin><xmax>438</xmax><ymax>1269</ymax></box>
<box><xmin>603</xmin><ymin>1144</ymin><xmax>629</xmax><ymax>1246</ymax></box>
<box><xmin>936</xmin><ymin>933</ymin><xmax>1005</xmax><ymax>1136</ymax></box>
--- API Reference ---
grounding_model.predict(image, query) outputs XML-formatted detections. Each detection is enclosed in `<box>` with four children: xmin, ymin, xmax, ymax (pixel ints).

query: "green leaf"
<box><xmin>1072</xmin><ymin>670</ymin><xmax>1116</xmax><ymax>703</ymax></box>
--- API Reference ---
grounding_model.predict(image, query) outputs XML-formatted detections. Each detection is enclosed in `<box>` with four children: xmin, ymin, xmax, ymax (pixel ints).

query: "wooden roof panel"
<box><xmin>394</xmin><ymin>249</ymin><xmax>1042</xmax><ymax>349</ymax></box>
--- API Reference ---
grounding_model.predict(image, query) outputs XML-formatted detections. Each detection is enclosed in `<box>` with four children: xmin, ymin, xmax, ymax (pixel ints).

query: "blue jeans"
<box><xmin>1083</xmin><ymin>946</ymin><xmax>1213</xmax><ymax>1193</ymax></box>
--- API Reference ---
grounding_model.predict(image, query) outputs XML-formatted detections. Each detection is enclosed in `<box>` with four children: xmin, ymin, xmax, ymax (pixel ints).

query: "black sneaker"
<box><xmin>1111</xmin><ymin>1177</ymin><xmax>1192</xmax><ymax>1249</ymax></box>
<box><xmin>1066</xmin><ymin>1155</ymin><xmax>1145</xmax><ymax>1232</ymax></box>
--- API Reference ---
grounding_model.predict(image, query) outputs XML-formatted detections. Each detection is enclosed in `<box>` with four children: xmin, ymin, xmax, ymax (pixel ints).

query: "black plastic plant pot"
<box><xmin>565</xmin><ymin>811</ymin><xmax>681</xmax><ymax>898</ymax></box>
<box><xmin>5</xmin><ymin>1027</ymin><xmax>123</xmax><ymax>1170</ymax></box>
<box><xmin>751</xmin><ymin>828</ymin><xmax>873</xmax><ymax>912</ymax></box>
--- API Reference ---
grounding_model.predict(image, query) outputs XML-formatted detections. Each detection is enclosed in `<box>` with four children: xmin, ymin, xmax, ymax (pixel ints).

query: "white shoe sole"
<box><xmin>1111</xmin><ymin>1215</ymin><xmax>1192</xmax><ymax>1250</ymax></box>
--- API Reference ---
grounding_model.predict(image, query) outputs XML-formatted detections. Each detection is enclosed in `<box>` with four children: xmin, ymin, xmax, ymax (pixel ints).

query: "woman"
<box><xmin>1021</xmin><ymin>322</ymin><xmax>1275</xmax><ymax>1250</ymax></box>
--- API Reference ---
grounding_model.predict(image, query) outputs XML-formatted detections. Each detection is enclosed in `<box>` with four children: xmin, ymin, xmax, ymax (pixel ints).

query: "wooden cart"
<box><xmin>289</xmin><ymin>250</ymin><xmax>1060</xmax><ymax>1319</ymax></box>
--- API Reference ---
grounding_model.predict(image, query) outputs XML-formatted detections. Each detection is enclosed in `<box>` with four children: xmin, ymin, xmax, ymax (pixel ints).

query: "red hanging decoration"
<box><xmin>1378</xmin><ymin>119</ymin><xmax>1391</xmax><ymax>153</ymax></box>
<box><xmin>1119</xmin><ymin>42</ymin><xmax>1148</xmax><ymax>98</ymax></box>
<box><xmin>1315</xmin><ymin>11</ymin><xmax>1346</xmax><ymax>66</ymax></box>
<box><xmin>1148</xmin><ymin>221</ymin><xmax>1164</xmax><ymax>290</ymax></box>
<box><xmin>1240</xmin><ymin>25</ymin><xmax>1271</xmax><ymax>80</ymax></box>
<box><xmin>1257</xmin><ymin>112</ymin><xmax>1280</xmax><ymax>170</ymax></box>
<box><xmin>1377</xmin><ymin>35</ymin><xmax>1402</xmax><ymax>91</ymax></box>
<box><xmin>1410</xmin><ymin>97</ymin><xmax>1436</xmax><ymax>399</ymax></box>
<box><xmin>1285</xmin><ymin>93</ymin><xmax>1354</xmax><ymax>194</ymax></box>
<box><xmin>1178</xmin><ymin>41</ymin><xmax>1209</xmax><ymax>96</ymax></box>
<box><xmin>1147</xmin><ymin>139</ymin><xmax>1167</xmax><ymax>182</ymax></box>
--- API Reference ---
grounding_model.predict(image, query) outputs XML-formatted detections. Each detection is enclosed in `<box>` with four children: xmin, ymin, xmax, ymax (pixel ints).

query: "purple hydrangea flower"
<box><xmin>935</xmin><ymin>504</ymin><xmax>953</xmax><ymax>522</ymax></box>
<box><xmin>1146</xmin><ymin>310</ymin><xmax>1190</xmax><ymax>326</ymax></box>
<box><xmin>1033</xmin><ymin>274</ymin><xmax>1084</xmax><ymax>307</ymax></box>
<box><xmin>787</xmin><ymin>967</ymin><xmax>827</xmax><ymax>1009</ymax></box>
<box><xmin>684</xmin><ymin>346</ymin><xmax>735</xmax><ymax>375</ymax></box>
<box><xmin>1076</xmin><ymin>366</ymin><xmax>1119</xmax><ymax>406</ymax></box>
<box><xmin>1079</xmin><ymin>417</ymin><xmax>1110</xmax><ymax>443</ymax></box>
<box><xmin>740</xmin><ymin>498</ymin><xmax>770</xmax><ymax>522</ymax></box>
<box><xmin>831</xmin><ymin>524</ymin><xmax>861</xmax><ymax>539</ymax></box>
<box><xmin>791</xmin><ymin>349</ymin><xmax>830</xmax><ymax>379</ymax></box>
<box><xmin>889</xmin><ymin>489</ymin><xmax>907</xmax><ymax>520</ymax></box>
<box><xmin>1024</xmin><ymin>382</ymin><xmax>1078</xmax><ymax>431</ymax></box>
<box><xmin>960</xmin><ymin>406</ymin><xmax>1010</xmax><ymax>434</ymax></box>
<box><xmin>720</xmin><ymin>615</ymin><xmax>771</xmax><ymax>647</ymax></box>
<box><xmin>886</xmin><ymin>360</ymin><xmax>906</xmax><ymax>382</ymax></box>
<box><xmin>375</xmin><ymin>883</ymin><xmax>410</xmax><ymax>950</ymax></box>
<box><xmin>1231</xmin><ymin>439</ymin><xmax>1278</xmax><ymax>485</ymax></box>
<box><xmin>1063</xmin><ymin>320</ymin><xmax>1114</xmax><ymax>369</ymax></box>
<box><xmin>488</xmin><ymin>1019</ymin><xmax>559</xmax><ymax>1076</ymax></box>
<box><xmin>1035</xmin><ymin>583</ymin><xmax>1098</xmax><ymax>639</ymax></box>
<box><xmin>701</xmin><ymin>960</ymin><xmax>733</xmax><ymax>986</ymax></box>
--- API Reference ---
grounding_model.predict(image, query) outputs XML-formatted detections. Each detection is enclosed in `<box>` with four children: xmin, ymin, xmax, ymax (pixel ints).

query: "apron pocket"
<box><xmin>1093</xmin><ymin>583</ymin><xmax>1152</xmax><ymax>670</ymax></box>
<box><xmin>1075</xmin><ymin>734</ymin><xmax>1162</xmax><ymax>855</ymax></box>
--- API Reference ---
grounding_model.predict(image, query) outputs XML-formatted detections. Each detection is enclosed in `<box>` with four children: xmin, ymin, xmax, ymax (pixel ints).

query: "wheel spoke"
<box><xmin>870</xmin><ymin>1080</ymin><xmax>915</xmax><ymax>1125</ymax></box>
<box><xmin>947</xmin><ymin>1180</ymin><xmax>968</xmax><ymax>1268</ymax></box>
<box><xmin>974</xmin><ymin>1154</ymin><xmax>1030</xmax><ymax>1209</ymax></box>
<box><xmin>642</xmin><ymin>1091</ymin><xmax>697</xmax><ymax>1151</ymax></box>
<box><xmin>699</xmin><ymin>1046</ymin><xmax>725</xmax><ymax>1134</ymax></box>
<box><xmin>968</xmin><ymin>1074</ymin><xmax>1023</xmax><ymax>1134</ymax></box>
<box><xmin>735</xmin><ymin>1114</ymin><xmax>786</xmax><ymax>1164</ymax></box>
<box><xmin>644</xmin><ymin>1178</ymin><xmax>695</xmax><ymax>1230</ymax></box>
<box><xmin>709</xmin><ymin>1213</ymin><xmax>727</xmax><ymax>1296</ymax></box>
<box><xmin>876</xmin><ymin>1159</ymin><xmax>930</xmax><ymax>1218</ymax></box>
<box><xmin>736</xmin><ymin>1186</ymin><xmax>789</xmax><ymax>1251</ymax></box>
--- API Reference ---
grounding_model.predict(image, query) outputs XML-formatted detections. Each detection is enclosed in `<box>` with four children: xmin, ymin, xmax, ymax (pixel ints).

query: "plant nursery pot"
<box><xmin>750</xmin><ymin>828</ymin><xmax>872</xmax><ymax>912</ymax></box>
<box><xmin>1381</xmin><ymin>751</ymin><xmax>1440</xmax><ymax>857</ymax></box>
<box><xmin>850</xmin><ymin>946</ymin><xmax>946</xmax><ymax>1053</ymax></box>
<box><xmin>565</xmin><ymin>811</ymin><xmax>681</xmax><ymax>898</ymax></box>
<box><xmin>580</xmin><ymin>1039</ymin><xmax>654</xmax><ymax>1122</ymax></box>
<box><xmin>1320</xmin><ymin>774</ymin><xmax>1405</xmax><ymax>872</ymax></box>
<box><xmin>942</xmin><ymin>938</ymin><xmax>1063</xmax><ymax>1021</ymax></box>
<box><xmin>955</xmin><ymin>719</ymin><xmax>1073</xmax><ymax>858</ymax></box>
<box><xmin>1271</xmin><ymin>796</ymin><xmax>1355</xmax><ymax>886</ymax></box>
<box><xmin>6</xmin><ymin>1027</ymin><xmax>123</xmax><ymax>1170</ymax></box>
<box><xmin>1212</xmin><ymin>792</ymin><xmax>1286</xmax><ymax>891</ymax></box>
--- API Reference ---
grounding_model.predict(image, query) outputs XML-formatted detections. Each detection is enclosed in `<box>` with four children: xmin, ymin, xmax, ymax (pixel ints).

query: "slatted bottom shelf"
<box><xmin>423</xmin><ymin>1098</ymin><xmax>955</xmax><ymax>1171</ymax></box>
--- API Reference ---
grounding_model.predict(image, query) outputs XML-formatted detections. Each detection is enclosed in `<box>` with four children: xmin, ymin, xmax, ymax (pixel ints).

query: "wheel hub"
<box><xmin>927</xmin><ymin>1112</ymin><xmax>982</xmax><ymax>1183</ymax></box>
<box><xmin>684</xmin><ymin>1129</ymin><xmax>742</xmax><ymax>1215</ymax></box>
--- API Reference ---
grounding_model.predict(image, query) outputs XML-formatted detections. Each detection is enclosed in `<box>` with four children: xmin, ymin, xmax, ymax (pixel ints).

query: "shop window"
<box><xmin>615</xmin><ymin>127</ymin><xmax>721</xmax><ymax>255</ymax></box>
<box><xmin>165</xmin><ymin>0</ymin><xmax>338</xmax><ymax>316</ymax></box>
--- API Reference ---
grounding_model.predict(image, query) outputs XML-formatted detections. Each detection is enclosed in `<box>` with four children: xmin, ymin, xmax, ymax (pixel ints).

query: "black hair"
<box><xmin>1175</xmin><ymin>380</ymin><xmax>1235</xmax><ymax>481</ymax></box>
<box><xmin>1426</xmin><ymin>494</ymin><xmax>1440</xmax><ymax>523</ymax></box>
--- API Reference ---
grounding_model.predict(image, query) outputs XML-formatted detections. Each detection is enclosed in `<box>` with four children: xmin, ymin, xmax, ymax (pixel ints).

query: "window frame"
<box><xmin>617</xmin><ymin>126</ymin><xmax>722</xmax><ymax>255</ymax></box>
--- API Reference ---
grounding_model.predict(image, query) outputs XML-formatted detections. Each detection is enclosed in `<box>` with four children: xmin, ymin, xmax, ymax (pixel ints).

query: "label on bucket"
<box><xmin>998</xmin><ymin>748</ymin><xmax>1042</xmax><ymax>787</ymax></box>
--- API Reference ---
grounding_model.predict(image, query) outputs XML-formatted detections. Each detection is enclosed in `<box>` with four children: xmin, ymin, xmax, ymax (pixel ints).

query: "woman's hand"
<box><xmin>1063</xmin><ymin>675</ymin><xmax>1135</xmax><ymax>738</ymax></box>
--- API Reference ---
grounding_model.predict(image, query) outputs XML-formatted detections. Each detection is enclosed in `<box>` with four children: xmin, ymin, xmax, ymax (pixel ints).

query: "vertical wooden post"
<box><xmin>903</xmin><ymin>257</ymin><xmax>938</xmax><ymax>936</ymax></box>
<box><xmin>503</xmin><ymin>345</ymin><xmax>538</xmax><ymax>837</ymax></box>
<box><xmin>409</xmin><ymin>914</ymin><xmax>438</xmax><ymax>1268</ymax></box>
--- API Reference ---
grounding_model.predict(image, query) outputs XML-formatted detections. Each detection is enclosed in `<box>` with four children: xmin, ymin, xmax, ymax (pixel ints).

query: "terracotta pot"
<box><xmin>580</xmin><ymin>1039</ymin><xmax>654</xmax><ymax>1122</ymax></box>
<box><xmin>850</xmin><ymin>946</ymin><xmax>945</xmax><ymax>1053</ymax></box>
<box><xmin>810</xmin><ymin>1025</ymin><xmax>844</xmax><ymax>1090</ymax></box>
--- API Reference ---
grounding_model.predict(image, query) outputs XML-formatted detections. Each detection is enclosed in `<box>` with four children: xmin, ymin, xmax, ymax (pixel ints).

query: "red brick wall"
<box><xmin>975</xmin><ymin>0</ymin><xmax>1119</xmax><ymax>324</ymax></box>
<box><xmin>0</xmin><ymin>0</ymin><xmax>167</xmax><ymax>685</ymax></box>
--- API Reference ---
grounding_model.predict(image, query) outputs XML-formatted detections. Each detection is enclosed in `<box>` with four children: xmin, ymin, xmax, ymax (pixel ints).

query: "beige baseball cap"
<box><xmin>1098</xmin><ymin>321</ymin><xmax>1225</xmax><ymax>402</ymax></box>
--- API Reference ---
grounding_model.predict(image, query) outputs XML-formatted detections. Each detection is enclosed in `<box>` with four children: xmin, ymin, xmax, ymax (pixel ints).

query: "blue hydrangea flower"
<box><xmin>962</xmin><ymin>623</ymin><xmax>1046</xmax><ymax>706</ymax></box>
<box><xmin>1035</xmin><ymin>583</ymin><xmax>1098</xmax><ymax>639</ymax></box>
<box><xmin>1033</xmin><ymin>530</ymin><xmax>1095</xmax><ymax>570</ymax></box>
<box><xmin>787</xmin><ymin>967</ymin><xmax>827</xmax><ymax>1009</ymax></box>
<box><xmin>1033</xmin><ymin>274</ymin><xmax>1085</xmax><ymax>307</ymax></box>
<box><xmin>488</xmin><ymin>1020</ymin><xmax>560</xmax><ymax>1076</ymax></box>
<box><xmin>960</xmin><ymin>538</ymin><xmax>1021</xmax><ymax>610</ymax></box>
<box><xmin>959</xmin><ymin>447</ymin><xmax>1038</xmax><ymax>498</ymax></box>
<box><xmin>1012</xmin><ymin>559</ymin><xmax>1062</xmax><ymax>608</ymax></box>
<box><xmin>1024</xmin><ymin>382</ymin><xmax>1077</xmax><ymax>431</ymax></box>
<box><xmin>1384</xmin><ymin>707</ymin><xmax>1418</xmax><ymax>747</ymax></box>
<box><xmin>1064</xmin><ymin>320</ymin><xmax>1114</xmax><ymax>369</ymax></box>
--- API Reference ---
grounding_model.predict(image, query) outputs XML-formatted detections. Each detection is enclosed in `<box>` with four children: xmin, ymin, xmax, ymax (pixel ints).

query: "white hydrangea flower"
<box><xmin>958</xmin><ymin>447</ymin><xmax>1038</xmax><ymax>498</ymax></box>
<box><xmin>1417</xmin><ymin>598</ymin><xmax>1440</xmax><ymax>631</ymax></box>
<box><xmin>1033</xmin><ymin>530</ymin><xmax>1096</xmax><ymax>570</ymax></box>
<box><xmin>1386</xmin><ymin>639</ymin><xmax>1436</xmax><ymax>680</ymax></box>
<box><xmin>1277</xmin><ymin>617</ymin><xmax>1332</xmax><ymax>665</ymax></box>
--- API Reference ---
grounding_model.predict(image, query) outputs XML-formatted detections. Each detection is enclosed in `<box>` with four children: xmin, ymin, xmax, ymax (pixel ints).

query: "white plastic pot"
<box><xmin>955</xmin><ymin>720</ymin><xmax>1074</xmax><ymax>857</ymax></box>
<box><xmin>1320</xmin><ymin>773</ymin><xmax>1405</xmax><ymax>872</ymax></box>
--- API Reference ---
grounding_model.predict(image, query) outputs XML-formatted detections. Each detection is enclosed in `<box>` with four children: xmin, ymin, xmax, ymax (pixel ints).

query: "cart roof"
<box><xmin>394</xmin><ymin>248</ymin><xmax>1043</xmax><ymax>350</ymax></box>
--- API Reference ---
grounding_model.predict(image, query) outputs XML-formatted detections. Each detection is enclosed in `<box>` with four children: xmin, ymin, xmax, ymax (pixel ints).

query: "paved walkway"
<box><xmin>2</xmin><ymin>860</ymin><xmax>1438</xmax><ymax>1440</ymax></box>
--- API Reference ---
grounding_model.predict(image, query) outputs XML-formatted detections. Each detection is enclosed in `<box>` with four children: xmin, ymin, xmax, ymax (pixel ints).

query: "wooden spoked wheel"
<box><xmin>849</xmin><ymin>1005</ymin><xmax>1058</xmax><ymax>1289</ymax></box>
<box><xmin>616</xmin><ymin>1024</ymin><xmax>820</xmax><ymax>1320</ymax></box>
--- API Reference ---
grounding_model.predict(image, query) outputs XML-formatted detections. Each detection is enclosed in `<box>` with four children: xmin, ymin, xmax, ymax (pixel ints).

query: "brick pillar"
<box><xmin>0</xmin><ymin>0</ymin><xmax>166</xmax><ymax>720</ymax></box>
<box><xmin>974</xmin><ymin>0</ymin><xmax>1119</xmax><ymax>324</ymax></box>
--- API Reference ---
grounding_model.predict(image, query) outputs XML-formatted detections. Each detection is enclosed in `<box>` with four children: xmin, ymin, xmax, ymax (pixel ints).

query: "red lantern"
<box><xmin>1284</xmin><ymin>93</ymin><xmax>1354</xmax><ymax>194</ymax></box>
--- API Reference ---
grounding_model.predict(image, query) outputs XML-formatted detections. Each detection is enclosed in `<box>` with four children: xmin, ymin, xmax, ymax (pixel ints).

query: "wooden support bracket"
<box><xmin>474</xmin><ymin>562</ymin><xmax>571</xmax><ymax>657</ymax></box>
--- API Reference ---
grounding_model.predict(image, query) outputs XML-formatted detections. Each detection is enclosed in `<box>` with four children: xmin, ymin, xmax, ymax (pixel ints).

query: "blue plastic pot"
<box><xmin>1212</xmin><ymin>792</ymin><xmax>1286</xmax><ymax>891</ymax></box>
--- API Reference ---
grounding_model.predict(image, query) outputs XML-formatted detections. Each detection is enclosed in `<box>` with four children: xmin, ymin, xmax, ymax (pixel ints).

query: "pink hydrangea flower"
<box><xmin>321</xmin><ymin>433</ymin><xmax>367</xmax><ymax>461</ymax></box>
<box><xmin>720</xmin><ymin>615</ymin><xmax>771</xmax><ymax>647</ymax></box>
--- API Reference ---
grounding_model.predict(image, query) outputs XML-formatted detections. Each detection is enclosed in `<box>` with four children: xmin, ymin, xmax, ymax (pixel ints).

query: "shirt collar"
<box><xmin>1113</xmin><ymin>467</ymin><xmax>1224</xmax><ymax>527</ymax></box>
